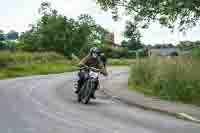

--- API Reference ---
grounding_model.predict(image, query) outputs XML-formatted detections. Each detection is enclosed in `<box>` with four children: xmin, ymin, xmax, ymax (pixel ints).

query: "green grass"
<box><xmin>0</xmin><ymin>50</ymin><xmax>76</xmax><ymax>79</ymax></box>
<box><xmin>0</xmin><ymin>50</ymin><xmax>69</xmax><ymax>66</ymax></box>
<box><xmin>108</xmin><ymin>59</ymin><xmax>136</xmax><ymax>66</ymax></box>
<box><xmin>129</xmin><ymin>57</ymin><xmax>200</xmax><ymax>106</ymax></box>
<box><xmin>0</xmin><ymin>63</ymin><xmax>76</xmax><ymax>80</ymax></box>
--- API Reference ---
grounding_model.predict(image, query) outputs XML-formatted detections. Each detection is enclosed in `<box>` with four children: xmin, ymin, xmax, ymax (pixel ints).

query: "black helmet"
<box><xmin>89</xmin><ymin>47</ymin><xmax>101</xmax><ymax>56</ymax></box>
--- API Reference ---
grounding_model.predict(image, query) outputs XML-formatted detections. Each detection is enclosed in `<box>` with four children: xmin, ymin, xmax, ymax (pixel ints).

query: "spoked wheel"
<box><xmin>82</xmin><ymin>80</ymin><xmax>92</xmax><ymax>104</ymax></box>
<box><xmin>77</xmin><ymin>83</ymin><xmax>86</xmax><ymax>103</ymax></box>
<box><xmin>82</xmin><ymin>96</ymin><xmax>90</xmax><ymax>104</ymax></box>
<box><xmin>77</xmin><ymin>80</ymin><xmax>95</xmax><ymax>104</ymax></box>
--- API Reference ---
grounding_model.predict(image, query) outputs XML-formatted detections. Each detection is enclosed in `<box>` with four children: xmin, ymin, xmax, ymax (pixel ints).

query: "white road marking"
<box><xmin>179</xmin><ymin>113</ymin><xmax>200</xmax><ymax>123</ymax></box>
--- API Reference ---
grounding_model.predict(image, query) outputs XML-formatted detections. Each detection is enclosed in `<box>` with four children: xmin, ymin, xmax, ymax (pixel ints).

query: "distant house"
<box><xmin>149</xmin><ymin>48</ymin><xmax>179</xmax><ymax>56</ymax></box>
<box><xmin>6</xmin><ymin>31</ymin><xmax>19</xmax><ymax>40</ymax></box>
<box><xmin>149</xmin><ymin>47</ymin><xmax>193</xmax><ymax>56</ymax></box>
<box><xmin>103</xmin><ymin>31</ymin><xmax>121</xmax><ymax>49</ymax></box>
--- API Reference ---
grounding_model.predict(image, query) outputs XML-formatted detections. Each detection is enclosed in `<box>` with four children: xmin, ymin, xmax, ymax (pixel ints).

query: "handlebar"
<box><xmin>77</xmin><ymin>65</ymin><xmax>101</xmax><ymax>72</ymax></box>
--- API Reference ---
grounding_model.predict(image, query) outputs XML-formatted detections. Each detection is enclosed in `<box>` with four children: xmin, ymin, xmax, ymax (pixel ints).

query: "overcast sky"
<box><xmin>0</xmin><ymin>0</ymin><xmax>200</xmax><ymax>45</ymax></box>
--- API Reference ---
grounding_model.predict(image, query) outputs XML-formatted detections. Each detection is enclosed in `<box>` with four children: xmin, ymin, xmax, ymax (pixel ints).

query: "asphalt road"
<box><xmin>0</xmin><ymin>68</ymin><xmax>199</xmax><ymax>133</ymax></box>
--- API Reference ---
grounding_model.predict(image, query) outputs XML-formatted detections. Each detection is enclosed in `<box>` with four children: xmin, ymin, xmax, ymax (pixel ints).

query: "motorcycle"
<box><xmin>77</xmin><ymin>66</ymin><xmax>101</xmax><ymax>104</ymax></box>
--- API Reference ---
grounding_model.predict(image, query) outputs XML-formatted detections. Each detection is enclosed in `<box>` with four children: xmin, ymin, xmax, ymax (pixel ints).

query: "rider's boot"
<box><xmin>91</xmin><ymin>92</ymin><xmax>96</xmax><ymax>99</ymax></box>
<box><xmin>76</xmin><ymin>71</ymin><xmax>85</xmax><ymax>94</ymax></box>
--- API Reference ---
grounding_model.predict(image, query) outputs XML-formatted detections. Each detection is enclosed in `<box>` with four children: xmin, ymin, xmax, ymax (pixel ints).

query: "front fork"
<box><xmin>90</xmin><ymin>78</ymin><xmax>99</xmax><ymax>95</ymax></box>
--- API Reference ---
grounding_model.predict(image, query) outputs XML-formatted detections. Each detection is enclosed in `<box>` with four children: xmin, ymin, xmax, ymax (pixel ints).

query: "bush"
<box><xmin>0</xmin><ymin>41</ymin><xmax>23</xmax><ymax>51</ymax></box>
<box><xmin>108</xmin><ymin>59</ymin><xmax>136</xmax><ymax>66</ymax></box>
<box><xmin>192</xmin><ymin>48</ymin><xmax>200</xmax><ymax>57</ymax></box>
<box><xmin>129</xmin><ymin>57</ymin><xmax>200</xmax><ymax>105</ymax></box>
<box><xmin>0</xmin><ymin>41</ymin><xmax>9</xmax><ymax>50</ymax></box>
<box><xmin>101</xmin><ymin>45</ymin><xmax>135</xmax><ymax>58</ymax></box>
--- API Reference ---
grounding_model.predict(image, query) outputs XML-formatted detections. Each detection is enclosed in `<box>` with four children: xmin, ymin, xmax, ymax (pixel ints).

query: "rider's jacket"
<box><xmin>79</xmin><ymin>55</ymin><xmax>108</xmax><ymax>76</ymax></box>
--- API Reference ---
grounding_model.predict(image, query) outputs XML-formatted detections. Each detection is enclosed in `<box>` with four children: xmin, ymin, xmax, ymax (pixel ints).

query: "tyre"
<box><xmin>83</xmin><ymin>80</ymin><xmax>96</xmax><ymax>104</ymax></box>
<box><xmin>82</xmin><ymin>80</ymin><xmax>92</xmax><ymax>104</ymax></box>
<box><xmin>77</xmin><ymin>79</ymin><xmax>96</xmax><ymax>104</ymax></box>
<box><xmin>82</xmin><ymin>96</ymin><xmax>90</xmax><ymax>104</ymax></box>
<box><xmin>77</xmin><ymin>82</ymin><xmax>86</xmax><ymax>103</ymax></box>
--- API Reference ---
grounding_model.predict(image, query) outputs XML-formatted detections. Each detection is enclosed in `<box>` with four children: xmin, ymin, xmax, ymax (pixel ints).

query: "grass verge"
<box><xmin>129</xmin><ymin>57</ymin><xmax>200</xmax><ymax>106</ymax></box>
<box><xmin>108</xmin><ymin>59</ymin><xmax>136</xmax><ymax>66</ymax></box>
<box><xmin>0</xmin><ymin>63</ymin><xmax>76</xmax><ymax>80</ymax></box>
<box><xmin>0</xmin><ymin>50</ymin><xmax>77</xmax><ymax>79</ymax></box>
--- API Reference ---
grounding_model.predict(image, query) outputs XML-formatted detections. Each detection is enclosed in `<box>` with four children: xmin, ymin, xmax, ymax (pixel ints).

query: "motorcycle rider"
<box><xmin>75</xmin><ymin>47</ymin><xmax>108</xmax><ymax>99</ymax></box>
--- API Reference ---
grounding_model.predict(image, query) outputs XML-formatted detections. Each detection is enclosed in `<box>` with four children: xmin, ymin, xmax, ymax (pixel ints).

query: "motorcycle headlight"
<box><xmin>89</xmin><ymin>71</ymin><xmax>98</xmax><ymax>78</ymax></box>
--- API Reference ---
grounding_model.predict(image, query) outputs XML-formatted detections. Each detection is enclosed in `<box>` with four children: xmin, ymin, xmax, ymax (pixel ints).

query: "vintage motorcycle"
<box><xmin>77</xmin><ymin>66</ymin><xmax>101</xmax><ymax>104</ymax></box>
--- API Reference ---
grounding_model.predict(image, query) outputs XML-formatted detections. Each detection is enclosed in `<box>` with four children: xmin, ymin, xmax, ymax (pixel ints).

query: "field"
<box><xmin>129</xmin><ymin>56</ymin><xmax>200</xmax><ymax>106</ymax></box>
<box><xmin>0</xmin><ymin>51</ymin><xmax>76</xmax><ymax>79</ymax></box>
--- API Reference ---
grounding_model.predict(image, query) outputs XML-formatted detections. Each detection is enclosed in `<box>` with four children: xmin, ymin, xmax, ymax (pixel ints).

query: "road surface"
<box><xmin>0</xmin><ymin>68</ymin><xmax>199</xmax><ymax>133</ymax></box>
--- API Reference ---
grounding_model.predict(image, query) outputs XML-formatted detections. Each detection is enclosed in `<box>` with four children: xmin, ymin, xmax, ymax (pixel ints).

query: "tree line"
<box><xmin>0</xmin><ymin>1</ymin><xmax>144</xmax><ymax>59</ymax></box>
<box><xmin>19</xmin><ymin>1</ymin><xmax>109</xmax><ymax>58</ymax></box>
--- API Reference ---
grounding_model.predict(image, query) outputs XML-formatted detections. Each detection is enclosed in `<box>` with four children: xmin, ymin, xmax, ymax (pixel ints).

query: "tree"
<box><xmin>192</xmin><ymin>48</ymin><xmax>200</xmax><ymax>57</ymax></box>
<box><xmin>0</xmin><ymin>30</ymin><xmax>5</xmax><ymax>41</ymax></box>
<box><xmin>177</xmin><ymin>41</ymin><xmax>194</xmax><ymax>50</ymax></box>
<box><xmin>124</xmin><ymin>21</ymin><xmax>141</xmax><ymax>39</ymax></box>
<box><xmin>122</xmin><ymin>38</ymin><xmax>143</xmax><ymax>51</ymax></box>
<box><xmin>38</xmin><ymin>1</ymin><xmax>54</xmax><ymax>16</ymax></box>
<box><xmin>73</xmin><ymin>14</ymin><xmax>108</xmax><ymax>57</ymax></box>
<box><xmin>121</xmin><ymin>21</ymin><xmax>143</xmax><ymax>51</ymax></box>
<box><xmin>121</xmin><ymin>40</ymin><xmax>128</xmax><ymax>48</ymax></box>
<box><xmin>167</xmin><ymin>43</ymin><xmax>175</xmax><ymax>48</ymax></box>
<box><xmin>177</xmin><ymin>40</ymin><xmax>200</xmax><ymax>50</ymax></box>
<box><xmin>96</xmin><ymin>0</ymin><xmax>200</xmax><ymax>31</ymax></box>
<box><xmin>19</xmin><ymin>2</ymin><xmax>107</xmax><ymax>57</ymax></box>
